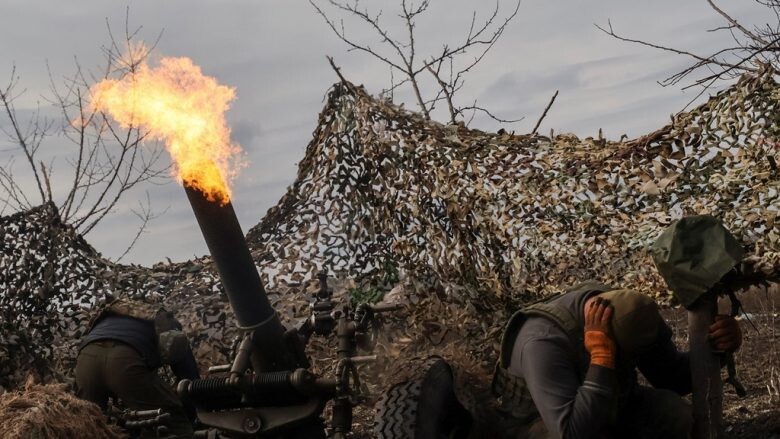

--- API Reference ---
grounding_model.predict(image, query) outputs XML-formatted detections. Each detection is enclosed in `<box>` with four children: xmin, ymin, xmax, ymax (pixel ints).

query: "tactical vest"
<box><xmin>492</xmin><ymin>281</ymin><xmax>614</xmax><ymax>423</ymax></box>
<box><xmin>87</xmin><ymin>298</ymin><xmax>187</xmax><ymax>365</ymax></box>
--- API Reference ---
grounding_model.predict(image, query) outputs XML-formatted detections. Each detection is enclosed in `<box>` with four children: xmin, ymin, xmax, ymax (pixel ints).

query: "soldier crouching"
<box><xmin>493</xmin><ymin>215</ymin><xmax>745</xmax><ymax>439</ymax></box>
<box><xmin>75</xmin><ymin>298</ymin><xmax>200</xmax><ymax>438</ymax></box>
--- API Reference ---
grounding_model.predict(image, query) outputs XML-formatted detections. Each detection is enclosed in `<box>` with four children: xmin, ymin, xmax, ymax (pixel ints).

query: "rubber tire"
<box><xmin>374</xmin><ymin>357</ymin><xmax>472</xmax><ymax>439</ymax></box>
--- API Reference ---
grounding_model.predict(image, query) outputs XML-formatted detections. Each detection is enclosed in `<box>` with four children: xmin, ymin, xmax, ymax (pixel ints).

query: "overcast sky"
<box><xmin>0</xmin><ymin>0</ymin><xmax>766</xmax><ymax>265</ymax></box>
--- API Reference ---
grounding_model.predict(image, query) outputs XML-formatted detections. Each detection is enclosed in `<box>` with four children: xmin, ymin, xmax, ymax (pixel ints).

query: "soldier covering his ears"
<box><xmin>493</xmin><ymin>215</ymin><xmax>744</xmax><ymax>438</ymax></box>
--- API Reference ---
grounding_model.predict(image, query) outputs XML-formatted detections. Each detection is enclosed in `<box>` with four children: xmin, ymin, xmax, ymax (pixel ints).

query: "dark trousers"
<box><xmin>517</xmin><ymin>386</ymin><xmax>692</xmax><ymax>439</ymax></box>
<box><xmin>75</xmin><ymin>340</ymin><xmax>194</xmax><ymax>439</ymax></box>
<box><xmin>613</xmin><ymin>386</ymin><xmax>692</xmax><ymax>439</ymax></box>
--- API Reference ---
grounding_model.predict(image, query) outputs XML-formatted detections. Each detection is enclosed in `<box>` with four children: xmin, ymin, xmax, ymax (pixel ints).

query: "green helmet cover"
<box><xmin>650</xmin><ymin>215</ymin><xmax>744</xmax><ymax>308</ymax></box>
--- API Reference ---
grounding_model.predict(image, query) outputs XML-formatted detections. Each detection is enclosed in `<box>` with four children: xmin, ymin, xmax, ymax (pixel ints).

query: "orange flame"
<box><xmin>90</xmin><ymin>52</ymin><xmax>242</xmax><ymax>204</ymax></box>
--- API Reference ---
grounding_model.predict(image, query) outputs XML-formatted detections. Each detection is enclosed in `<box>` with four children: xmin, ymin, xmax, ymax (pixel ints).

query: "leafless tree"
<box><xmin>0</xmin><ymin>16</ymin><xmax>169</xmax><ymax>260</ymax></box>
<box><xmin>311</xmin><ymin>0</ymin><xmax>523</xmax><ymax>125</ymax></box>
<box><xmin>597</xmin><ymin>0</ymin><xmax>779</xmax><ymax>93</ymax></box>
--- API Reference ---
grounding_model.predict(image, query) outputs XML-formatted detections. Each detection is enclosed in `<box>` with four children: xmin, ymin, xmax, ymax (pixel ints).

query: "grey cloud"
<box><xmin>230</xmin><ymin>119</ymin><xmax>259</xmax><ymax>148</ymax></box>
<box><xmin>1</xmin><ymin>0</ymin><xmax>761</xmax><ymax>265</ymax></box>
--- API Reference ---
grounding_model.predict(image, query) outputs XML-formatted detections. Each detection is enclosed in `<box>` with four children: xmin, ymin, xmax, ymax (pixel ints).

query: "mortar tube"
<box><xmin>184</xmin><ymin>183</ymin><xmax>293</xmax><ymax>372</ymax></box>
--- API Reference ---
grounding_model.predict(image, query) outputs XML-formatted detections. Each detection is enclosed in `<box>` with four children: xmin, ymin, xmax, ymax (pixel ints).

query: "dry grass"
<box><xmin>0</xmin><ymin>378</ymin><xmax>125</xmax><ymax>439</ymax></box>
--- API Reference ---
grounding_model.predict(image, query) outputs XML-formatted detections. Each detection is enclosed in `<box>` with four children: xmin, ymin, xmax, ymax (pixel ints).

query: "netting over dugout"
<box><xmin>0</xmin><ymin>68</ymin><xmax>778</xmax><ymax>388</ymax></box>
<box><xmin>248</xmin><ymin>67</ymin><xmax>779</xmax><ymax>298</ymax></box>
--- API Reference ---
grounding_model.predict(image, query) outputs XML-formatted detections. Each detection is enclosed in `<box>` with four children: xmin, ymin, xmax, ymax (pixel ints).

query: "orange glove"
<box><xmin>584</xmin><ymin>297</ymin><xmax>616</xmax><ymax>369</ymax></box>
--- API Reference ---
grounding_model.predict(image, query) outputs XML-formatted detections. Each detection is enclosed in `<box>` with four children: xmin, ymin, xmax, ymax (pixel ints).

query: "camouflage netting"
<box><xmin>248</xmin><ymin>67</ymin><xmax>779</xmax><ymax>298</ymax></box>
<box><xmin>0</xmin><ymin>68</ymin><xmax>778</xmax><ymax>392</ymax></box>
<box><xmin>0</xmin><ymin>203</ymin><xmax>326</xmax><ymax>389</ymax></box>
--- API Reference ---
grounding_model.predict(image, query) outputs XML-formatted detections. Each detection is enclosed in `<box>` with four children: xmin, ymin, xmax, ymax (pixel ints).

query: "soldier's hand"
<box><xmin>584</xmin><ymin>297</ymin><xmax>613</xmax><ymax>334</ymax></box>
<box><xmin>709</xmin><ymin>315</ymin><xmax>741</xmax><ymax>353</ymax></box>
<box><xmin>584</xmin><ymin>297</ymin><xmax>616</xmax><ymax>369</ymax></box>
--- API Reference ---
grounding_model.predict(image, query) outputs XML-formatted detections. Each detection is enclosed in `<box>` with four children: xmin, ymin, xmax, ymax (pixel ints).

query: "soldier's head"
<box><xmin>650</xmin><ymin>215</ymin><xmax>744</xmax><ymax>309</ymax></box>
<box><xmin>589</xmin><ymin>289</ymin><xmax>663</xmax><ymax>355</ymax></box>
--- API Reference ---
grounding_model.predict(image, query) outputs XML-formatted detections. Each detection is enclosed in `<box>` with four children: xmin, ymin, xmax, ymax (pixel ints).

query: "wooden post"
<box><xmin>688</xmin><ymin>294</ymin><xmax>723</xmax><ymax>439</ymax></box>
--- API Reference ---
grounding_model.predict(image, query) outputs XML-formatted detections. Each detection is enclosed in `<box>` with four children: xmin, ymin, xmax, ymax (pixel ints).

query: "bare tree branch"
<box><xmin>706</xmin><ymin>0</ymin><xmax>767</xmax><ymax>44</ymax></box>
<box><xmin>681</xmin><ymin>34</ymin><xmax>780</xmax><ymax>90</ymax></box>
<box><xmin>327</xmin><ymin>56</ymin><xmax>350</xmax><ymax>85</ymax></box>
<box><xmin>459</xmin><ymin>104</ymin><xmax>525</xmax><ymax>125</ymax></box>
<box><xmin>114</xmin><ymin>191</ymin><xmax>167</xmax><ymax>263</ymax></box>
<box><xmin>595</xmin><ymin>21</ymin><xmax>748</xmax><ymax>72</ymax></box>
<box><xmin>0</xmin><ymin>159</ymin><xmax>33</xmax><ymax>210</ymax></box>
<box><xmin>0</xmin><ymin>69</ymin><xmax>48</xmax><ymax>204</ymax></box>
<box><xmin>0</xmin><ymin>11</ymin><xmax>169</xmax><ymax>258</ymax></box>
<box><xmin>598</xmin><ymin>1</ymin><xmax>779</xmax><ymax>92</ymax></box>
<box><xmin>309</xmin><ymin>0</ymin><xmax>408</xmax><ymax>72</ymax></box>
<box><xmin>425</xmin><ymin>64</ymin><xmax>456</xmax><ymax>122</ymax></box>
<box><xmin>311</xmin><ymin>0</ymin><xmax>523</xmax><ymax>125</ymax></box>
<box><xmin>531</xmin><ymin>90</ymin><xmax>559</xmax><ymax>134</ymax></box>
<box><xmin>39</xmin><ymin>160</ymin><xmax>53</xmax><ymax>203</ymax></box>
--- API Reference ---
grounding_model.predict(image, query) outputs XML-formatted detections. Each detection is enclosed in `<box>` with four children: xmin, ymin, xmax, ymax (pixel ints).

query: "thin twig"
<box><xmin>531</xmin><ymin>90</ymin><xmax>558</xmax><ymax>134</ymax></box>
<box><xmin>459</xmin><ymin>104</ymin><xmax>524</xmax><ymax>124</ymax></box>
<box><xmin>595</xmin><ymin>21</ymin><xmax>745</xmax><ymax>71</ymax></box>
<box><xmin>114</xmin><ymin>191</ymin><xmax>167</xmax><ymax>262</ymax></box>
<box><xmin>682</xmin><ymin>35</ymin><xmax>780</xmax><ymax>90</ymax></box>
<box><xmin>327</xmin><ymin>56</ymin><xmax>349</xmax><ymax>84</ymax></box>
<box><xmin>425</xmin><ymin>64</ymin><xmax>456</xmax><ymax>123</ymax></box>
<box><xmin>706</xmin><ymin>0</ymin><xmax>767</xmax><ymax>45</ymax></box>
<box><xmin>0</xmin><ymin>69</ymin><xmax>48</xmax><ymax>204</ymax></box>
<box><xmin>39</xmin><ymin>160</ymin><xmax>54</xmax><ymax>203</ymax></box>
